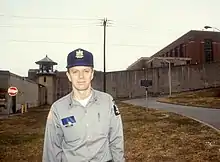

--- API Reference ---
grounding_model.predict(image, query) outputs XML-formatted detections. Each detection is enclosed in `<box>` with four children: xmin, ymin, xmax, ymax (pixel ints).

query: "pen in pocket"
<box><xmin>98</xmin><ymin>113</ymin><xmax>100</xmax><ymax>122</ymax></box>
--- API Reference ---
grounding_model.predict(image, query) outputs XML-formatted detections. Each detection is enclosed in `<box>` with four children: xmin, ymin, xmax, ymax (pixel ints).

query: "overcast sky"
<box><xmin>0</xmin><ymin>0</ymin><xmax>220</xmax><ymax>76</ymax></box>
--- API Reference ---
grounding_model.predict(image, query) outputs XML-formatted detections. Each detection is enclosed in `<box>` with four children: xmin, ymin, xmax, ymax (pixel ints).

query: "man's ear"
<box><xmin>91</xmin><ymin>68</ymin><xmax>94</xmax><ymax>80</ymax></box>
<box><xmin>66</xmin><ymin>71</ymin><xmax>72</xmax><ymax>82</ymax></box>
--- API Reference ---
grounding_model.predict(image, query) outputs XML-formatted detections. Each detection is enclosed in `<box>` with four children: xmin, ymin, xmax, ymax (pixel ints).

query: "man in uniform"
<box><xmin>42</xmin><ymin>48</ymin><xmax>125</xmax><ymax>162</ymax></box>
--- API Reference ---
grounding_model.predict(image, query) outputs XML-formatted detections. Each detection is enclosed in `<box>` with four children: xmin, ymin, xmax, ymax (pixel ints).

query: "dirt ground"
<box><xmin>0</xmin><ymin>103</ymin><xmax>220</xmax><ymax>162</ymax></box>
<box><xmin>158</xmin><ymin>87</ymin><xmax>220</xmax><ymax>109</ymax></box>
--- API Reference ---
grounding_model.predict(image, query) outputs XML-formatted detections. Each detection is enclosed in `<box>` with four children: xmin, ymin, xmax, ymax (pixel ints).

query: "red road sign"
<box><xmin>8</xmin><ymin>86</ymin><xmax>18</xmax><ymax>96</ymax></box>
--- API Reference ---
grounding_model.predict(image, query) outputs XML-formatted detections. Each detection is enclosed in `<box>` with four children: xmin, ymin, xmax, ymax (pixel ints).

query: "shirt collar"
<box><xmin>68</xmin><ymin>88</ymin><xmax>99</xmax><ymax>108</ymax></box>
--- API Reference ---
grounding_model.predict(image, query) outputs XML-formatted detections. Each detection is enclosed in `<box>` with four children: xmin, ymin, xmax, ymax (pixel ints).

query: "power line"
<box><xmin>0</xmin><ymin>24</ymin><xmax>99</xmax><ymax>28</ymax></box>
<box><xmin>5</xmin><ymin>39</ymin><xmax>159</xmax><ymax>48</ymax></box>
<box><xmin>0</xmin><ymin>15</ymin><xmax>176</xmax><ymax>32</ymax></box>
<box><xmin>95</xmin><ymin>17</ymin><xmax>113</xmax><ymax>26</ymax></box>
<box><xmin>108</xmin><ymin>20</ymin><xmax>149</xmax><ymax>30</ymax></box>
<box><xmin>0</xmin><ymin>14</ymin><xmax>101</xmax><ymax>21</ymax></box>
<box><xmin>0</xmin><ymin>15</ymin><xmax>154</xmax><ymax>32</ymax></box>
<box><xmin>110</xmin><ymin>21</ymin><xmax>180</xmax><ymax>33</ymax></box>
<box><xmin>111</xmin><ymin>44</ymin><xmax>159</xmax><ymax>47</ymax></box>
<box><xmin>8</xmin><ymin>40</ymin><xmax>98</xmax><ymax>45</ymax></box>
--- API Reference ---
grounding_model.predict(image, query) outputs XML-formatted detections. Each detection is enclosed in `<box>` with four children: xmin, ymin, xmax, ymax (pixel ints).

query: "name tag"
<box><xmin>61</xmin><ymin>116</ymin><xmax>76</xmax><ymax>127</ymax></box>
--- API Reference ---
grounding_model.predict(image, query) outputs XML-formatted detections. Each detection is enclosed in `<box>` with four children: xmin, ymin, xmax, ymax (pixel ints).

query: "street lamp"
<box><xmin>204</xmin><ymin>26</ymin><xmax>220</xmax><ymax>32</ymax></box>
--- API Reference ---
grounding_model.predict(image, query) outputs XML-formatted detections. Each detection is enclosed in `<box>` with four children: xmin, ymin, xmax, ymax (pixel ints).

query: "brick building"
<box><xmin>152</xmin><ymin>30</ymin><xmax>220</xmax><ymax>64</ymax></box>
<box><xmin>127</xmin><ymin>30</ymin><xmax>220</xmax><ymax>70</ymax></box>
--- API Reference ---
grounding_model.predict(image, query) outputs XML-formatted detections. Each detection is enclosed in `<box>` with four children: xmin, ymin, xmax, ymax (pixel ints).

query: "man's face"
<box><xmin>66</xmin><ymin>66</ymin><xmax>94</xmax><ymax>91</ymax></box>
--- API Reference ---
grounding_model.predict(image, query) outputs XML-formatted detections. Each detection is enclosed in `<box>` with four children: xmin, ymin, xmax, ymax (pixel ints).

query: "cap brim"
<box><xmin>66</xmin><ymin>63</ymin><xmax>93</xmax><ymax>68</ymax></box>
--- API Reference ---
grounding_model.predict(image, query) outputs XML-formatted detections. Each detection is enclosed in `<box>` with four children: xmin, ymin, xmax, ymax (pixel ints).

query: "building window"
<box><xmin>44</xmin><ymin>76</ymin><xmax>46</xmax><ymax>83</ymax></box>
<box><xmin>170</xmin><ymin>50</ymin><xmax>173</xmax><ymax>57</ymax></box>
<box><xmin>179</xmin><ymin>44</ymin><xmax>184</xmax><ymax>57</ymax></box>
<box><xmin>174</xmin><ymin>47</ymin><xmax>178</xmax><ymax>57</ymax></box>
<box><xmin>204</xmin><ymin>39</ymin><xmax>214</xmax><ymax>62</ymax></box>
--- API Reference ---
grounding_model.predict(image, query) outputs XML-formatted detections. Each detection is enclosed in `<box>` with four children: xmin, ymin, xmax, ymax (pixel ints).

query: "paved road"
<box><xmin>122</xmin><ymin>97</ymin><xmax>220</xmax><ymax>130</ymax></box>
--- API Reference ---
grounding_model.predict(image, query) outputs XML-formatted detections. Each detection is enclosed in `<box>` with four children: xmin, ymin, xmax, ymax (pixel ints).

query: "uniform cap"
<box><xmin>66</xmin><ymin>48</ymin><xmax>94</xmax><ymax>68</ymax></box>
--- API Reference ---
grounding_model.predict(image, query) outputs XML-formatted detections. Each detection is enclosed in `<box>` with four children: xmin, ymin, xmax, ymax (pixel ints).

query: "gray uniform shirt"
<box><xmin>42</xmin><ymin>89</ymin><xmax>125</xmax><ymax>162</ymax></box>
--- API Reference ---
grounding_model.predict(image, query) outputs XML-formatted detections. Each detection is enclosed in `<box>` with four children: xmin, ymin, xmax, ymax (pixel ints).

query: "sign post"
<box><xmin>145</xmin><ymin>87</ymin><xmax>148</xmax><ymax>108</ymax></box>
<box><xmin>140</xmin><ymin>79</ymin><xmax>152</xmax><ymax>109</ymax></box>
<box><xmin>8</xmin><ymin>86</ymin><xmax>18</xmax><ymax>96</ymax></box>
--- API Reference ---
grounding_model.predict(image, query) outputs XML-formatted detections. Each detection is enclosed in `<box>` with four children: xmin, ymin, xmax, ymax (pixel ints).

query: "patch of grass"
<box><xmin>118</xmin><ymin>102</ymin><xmax>220</xmax><ymax>162</ymax></box>
<box><xmin>0</xmin><ymin>103</ymin><xmax>220</xmax><ymax>162</ymax></box>
<box><xmin>0</xmin><ymin>107</ymin><xmax>48</xmax><ymax>162</ymax></box>
<box><xmin>158</xmin><ymin>87</ymin><xmax>220</xmax><ymax>108</ymax></box>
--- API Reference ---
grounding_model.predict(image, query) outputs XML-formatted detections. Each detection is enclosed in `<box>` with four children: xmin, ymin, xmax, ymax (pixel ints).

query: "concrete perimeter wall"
<box><xmin>92</xmin><ymin>62</ymin><xmax>220</xmax><ymax>99</ymax></box>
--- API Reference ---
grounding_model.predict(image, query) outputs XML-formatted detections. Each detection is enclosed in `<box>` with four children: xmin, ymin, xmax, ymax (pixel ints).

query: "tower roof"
<box><xmin>35</xmin><ymin>55</ymin><xmax>57</xmax><ymax>65</ymax></box>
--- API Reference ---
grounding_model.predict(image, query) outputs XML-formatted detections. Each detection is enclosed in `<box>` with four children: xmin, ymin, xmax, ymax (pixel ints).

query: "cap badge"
<box><xmin>75</xmin><ymin>50</ymin><xmax>84</xmax><ymax>59</ymax></box>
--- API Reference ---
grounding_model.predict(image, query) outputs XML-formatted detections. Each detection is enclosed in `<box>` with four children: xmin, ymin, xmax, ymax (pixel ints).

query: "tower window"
<box><xmin>44</xmin><ymin>77</ymin><xmax>46</xmax><ymax>83</ymax></box>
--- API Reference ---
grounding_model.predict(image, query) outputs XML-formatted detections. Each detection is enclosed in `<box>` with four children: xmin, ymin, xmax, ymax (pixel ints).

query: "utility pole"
<box><xmin>103</xmin><ymin>18</ymin><xmax>107</xmax><ymax>92</ymax></box>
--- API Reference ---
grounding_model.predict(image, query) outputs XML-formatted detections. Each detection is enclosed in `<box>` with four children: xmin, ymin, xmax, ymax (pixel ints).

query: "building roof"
<box><xmin>150</xmin><ymin>30</ymin><xmax>220</xmax><ymax>58</ymax></box>
<box><xmin>28</xmin><ymin>69</ymin><xmax>38</xmax><ymax>72</ymax></box>
<box><xmin>146</xmin><ymin>56</ymin><xmax>192</xmax><ymax>64</ymax></box>
<box><xmin>35</xmin><ymin>55</ymin><xmax>57</xmax><ymax>65</ymax></box>
<box><xmin>0</xmin><ymin>70</ymin><xmax>10</xmax><ymax>75</ymax></box>
<box><xmin>126</xmin><ymin>30</ymin><xmax>219</xmax><ymax>70</ymax></box>
<box><xmin>127</xmin><ymin>57</ymin><xmax>149</xmax><ymax>70</ymax></box>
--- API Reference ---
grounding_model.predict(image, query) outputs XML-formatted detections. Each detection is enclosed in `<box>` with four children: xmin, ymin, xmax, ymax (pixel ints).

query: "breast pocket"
<box><xmin>97</xmin><ymin>123</ymin><xmax>108</xmax><ymax>137</ymax></box>
<box><xmin>94</xmin><ymin>113</ymin><xmax>109</xmax><ymax>137</ymax></box>
<box><xmin>62</xmin><ymin>124</ymin><xmax>81</xmax><ymax>143</ymax></box>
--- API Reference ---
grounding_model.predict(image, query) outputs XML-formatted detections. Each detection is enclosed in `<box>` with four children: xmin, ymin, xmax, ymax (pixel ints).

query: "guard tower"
<box><xmin>35</xmin><ymin>55</ymin><xmax>57</xmax><ymax>105</ymax></box>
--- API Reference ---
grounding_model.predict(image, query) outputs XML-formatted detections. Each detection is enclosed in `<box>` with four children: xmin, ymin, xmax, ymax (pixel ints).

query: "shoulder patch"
<box><xmin>113</xmin><ymin>104</ymin><xmax>120</xmax><ymax>116</ymax></box>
